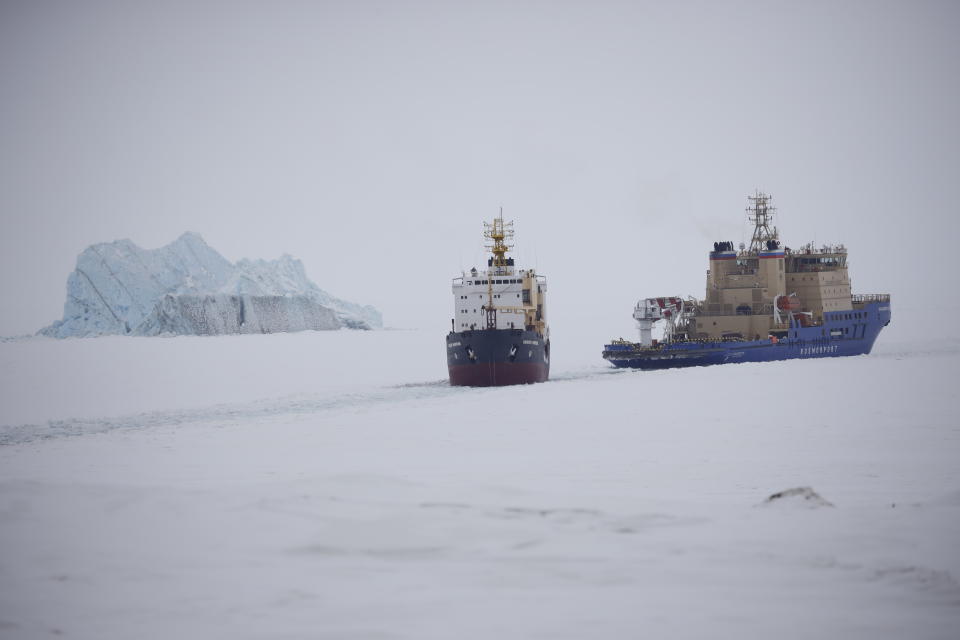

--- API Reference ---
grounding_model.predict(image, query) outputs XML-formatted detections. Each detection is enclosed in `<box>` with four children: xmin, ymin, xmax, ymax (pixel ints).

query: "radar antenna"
<box><xmin>483</xmin><ymin>207</ymin><xmax>514</xmax><ymax>268</ymax></box>
<box><xmin>746</xmin><ymin>190</ymin><xmax>779</xmax><ymax>252</ymax></box>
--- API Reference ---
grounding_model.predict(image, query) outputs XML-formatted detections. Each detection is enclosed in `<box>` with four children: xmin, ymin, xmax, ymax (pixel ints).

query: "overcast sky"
<box><xmin>1</xmin><ymin>0</ymin><xmax>957</xmax><ymax>344</ymax></box>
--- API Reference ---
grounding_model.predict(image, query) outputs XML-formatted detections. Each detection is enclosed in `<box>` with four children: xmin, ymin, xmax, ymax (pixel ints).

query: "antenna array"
<box><xmin>483</xmin><ymin>208</ymin><xmax>514</xmax><ymax>266</ymax></box>
<box><xmin>747</xmin><ymin>190</ymin><xmax>778</xmax><ymax>252</ymax></box>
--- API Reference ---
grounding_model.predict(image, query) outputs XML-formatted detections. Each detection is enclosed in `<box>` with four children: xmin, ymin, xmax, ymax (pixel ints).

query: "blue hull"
<box><xmin>604</xmin><ymin>301</ymin><xmax>891</xmax><ymax>370</ymax></box>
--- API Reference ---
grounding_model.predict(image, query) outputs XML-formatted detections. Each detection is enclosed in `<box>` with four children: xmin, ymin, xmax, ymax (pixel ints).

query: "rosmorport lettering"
<box><xmin>800</xmin><ymin>345</ymin><xmax>839</xmax><ymax>355</ymax></box>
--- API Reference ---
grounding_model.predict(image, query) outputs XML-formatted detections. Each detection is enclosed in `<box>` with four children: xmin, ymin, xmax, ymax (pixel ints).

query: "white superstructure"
<box><xmin>450</xmin><ymin>214</ymin><xmax>549</xmax><ymax>336</ymax></box>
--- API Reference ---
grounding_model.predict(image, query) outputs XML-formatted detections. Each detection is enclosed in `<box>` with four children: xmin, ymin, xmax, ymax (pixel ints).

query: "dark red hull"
<box><xmin>446</xmin><ymin>328</ymin><xmax>550</xmax><ymax>387</ymax></box>
<box><xmin>448</xmin><ymin>361</ymin><xmax>549</xmax><ymax>387</ymax></box>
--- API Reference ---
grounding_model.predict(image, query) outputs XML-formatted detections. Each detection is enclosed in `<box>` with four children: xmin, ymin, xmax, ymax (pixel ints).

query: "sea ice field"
<box><xmin>1</xmin><ymin>329</ymin><xmax>958</xmax><ymax>639</ymax></box>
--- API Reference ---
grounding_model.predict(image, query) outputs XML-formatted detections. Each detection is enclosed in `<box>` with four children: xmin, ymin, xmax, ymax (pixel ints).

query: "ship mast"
<box><xmin>746</xmin><ymin>190</ymin><xmax>778</xmax><ymax>252</ymax></box>
<box><xmin>482</xmin><ymin>208</ymin><xmax>514</xmax><ymax>329</ymax></box>
<box><xmin>483</xmin><ymin>207</ymin><xmax>514</xmax><ymax>268</ymax></box>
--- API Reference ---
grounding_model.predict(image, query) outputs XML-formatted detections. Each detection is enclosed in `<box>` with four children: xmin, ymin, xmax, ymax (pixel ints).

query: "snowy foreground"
<box><xmin>1</xmin><ymin>330</ymin><xmax>958</xmax><ymax>638</ymax></box>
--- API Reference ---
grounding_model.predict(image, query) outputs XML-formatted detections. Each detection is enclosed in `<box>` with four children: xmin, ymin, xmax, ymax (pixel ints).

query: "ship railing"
<box><xmin>713</xmin><ymin>282</ymin><xmax>763</xmax><ymax>289</ymax></box>
<box><xmin>851</xmin><ymin>293</ymin><xmax>890</xmax><ymax>304</ymax></box>
<box><xmin>693</xmin><ymin>304</ymin><xmax>775</xmax><ymax>317</ymax></box>
<box><xmin>605</xmin><ymin>334</ymin><xmax>767</xmax><ymax>351</ymax></box>
<box><xmin>792</xmin><ymin>243</ymin><xmax>848</xmax><ymax>255</ymax></box>
<box><xmin>788</xmin><ymin>264</ymin><xmax>847</xmax><ymax>273</ymax></box>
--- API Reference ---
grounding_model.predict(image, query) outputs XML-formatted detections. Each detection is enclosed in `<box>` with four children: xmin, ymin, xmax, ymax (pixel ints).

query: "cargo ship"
<box><xmin>603</xmin><ymin>192</ymin><xmax>891</xmax><ymax>369</ymax></box>
<box><xmin>447</xmin><ymin>212</ymin><xmax>549</xmax><ymax>386</ymax></box>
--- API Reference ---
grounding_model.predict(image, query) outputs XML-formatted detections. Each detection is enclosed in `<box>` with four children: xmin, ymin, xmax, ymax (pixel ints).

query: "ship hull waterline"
<box><xmin>447</xmin><ymin>328</ymin><xmax>549</xmax><ymax>387</ymax></box>
<box><xmin>604</xmin><ymin>301</ymin><xmax>890</xmax><ymax>371</ymax></box>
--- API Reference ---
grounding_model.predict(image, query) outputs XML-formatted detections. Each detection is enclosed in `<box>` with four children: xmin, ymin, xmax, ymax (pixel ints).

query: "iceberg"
<box><xmin>221</xmin><ymin>255</ymin><xmax>382</xmax><ymax>330</ymax></box>
<box><xmin>134</xmin><ymin>294</ymin><xmax>341</xmax><ymax>336</ymax></box>
<box><xmin>41</xmin><ymin>233</ymin><xmax>381</xmax><ymax>337</ymax></box>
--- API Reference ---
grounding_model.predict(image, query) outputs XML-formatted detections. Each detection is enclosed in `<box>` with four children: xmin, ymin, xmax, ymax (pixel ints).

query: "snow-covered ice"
<box><xmin>0</xmin><ymin>331</ymin><xmax>958</xmax><ymax>638</ymax></box>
